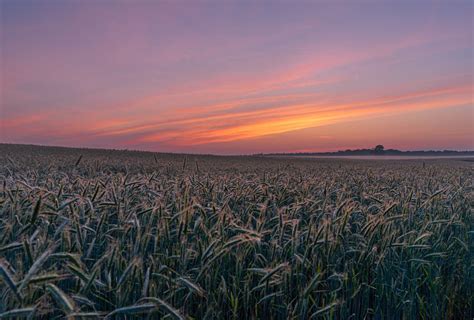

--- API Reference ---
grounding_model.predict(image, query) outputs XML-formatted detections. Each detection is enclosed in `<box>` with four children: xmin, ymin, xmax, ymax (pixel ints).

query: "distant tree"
<box><xmin>374</xmin><ymin>145</ymin><xmax>385</xmax><ymax>154</ymax></box>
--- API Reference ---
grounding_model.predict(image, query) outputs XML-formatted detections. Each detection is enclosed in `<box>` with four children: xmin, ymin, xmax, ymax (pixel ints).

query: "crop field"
<box><xmin>0</xmin><ymin>144</ymin><xmax>472</xmax><ymax>319</ymax></box>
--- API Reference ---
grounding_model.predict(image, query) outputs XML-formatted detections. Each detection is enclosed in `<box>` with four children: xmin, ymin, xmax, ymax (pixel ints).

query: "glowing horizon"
<box><xmin>1</xmin><ymin>1</ymin><xmax>473</xmax><ymax>154</ymax></box>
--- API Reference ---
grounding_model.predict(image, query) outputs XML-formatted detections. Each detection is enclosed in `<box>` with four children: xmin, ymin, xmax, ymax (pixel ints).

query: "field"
<box><xmin>0</xmin><ymin>144</ymin><xmax>472</xmax><ymax>319</ymax></box>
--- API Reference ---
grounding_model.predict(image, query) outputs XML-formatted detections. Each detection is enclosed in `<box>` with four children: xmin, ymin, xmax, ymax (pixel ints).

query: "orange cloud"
<box><xmin>135</xmin><ymin>82</ymin><xmax>472</xmax><ymax>146</ymax></box>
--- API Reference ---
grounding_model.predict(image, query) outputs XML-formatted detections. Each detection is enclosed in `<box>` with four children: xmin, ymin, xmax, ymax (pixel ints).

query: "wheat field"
<box><xmin>0</xmin><ymin>144</ymin><xmax>472</xmax><ymax>319</ymax></box>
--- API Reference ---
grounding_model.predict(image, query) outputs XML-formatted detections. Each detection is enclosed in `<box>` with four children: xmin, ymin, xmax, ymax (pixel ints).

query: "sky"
<box><xmin>1</xmin><ymin>0</ymin><xmax>473</xmax><ymax>154</ymax></box>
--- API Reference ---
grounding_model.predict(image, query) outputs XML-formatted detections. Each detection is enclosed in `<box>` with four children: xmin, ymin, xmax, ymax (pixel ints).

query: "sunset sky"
<box><xmin>1</xmin><ymin>1</ymin><xmax>473</xmax><ymax>154</ymax></box>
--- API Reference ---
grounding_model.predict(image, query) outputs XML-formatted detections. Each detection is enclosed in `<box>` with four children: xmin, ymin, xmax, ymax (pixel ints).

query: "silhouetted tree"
<box><xmin>374</xmin><ymin>145</ymin><xmax>385</xmax><ymax>154</ymax></box>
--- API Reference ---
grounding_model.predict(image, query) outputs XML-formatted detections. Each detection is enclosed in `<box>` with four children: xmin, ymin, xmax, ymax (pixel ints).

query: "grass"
<box><xmin>0</xmin><ymin>144</ymin><xmax>472</xmax><ymax>319</ymax></box>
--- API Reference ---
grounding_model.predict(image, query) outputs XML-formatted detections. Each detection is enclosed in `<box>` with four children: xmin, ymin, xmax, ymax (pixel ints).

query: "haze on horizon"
<box><xmin>1</xmin><ymin>0</ymin><xmax>473</xmax><ymax>155</ymax></box>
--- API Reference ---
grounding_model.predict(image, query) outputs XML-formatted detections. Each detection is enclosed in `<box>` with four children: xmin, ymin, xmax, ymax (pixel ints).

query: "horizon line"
<box><xmin>1</xmin><ymin>142</ymin><xmax>473</xmax><ymax>157</ymax></box>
